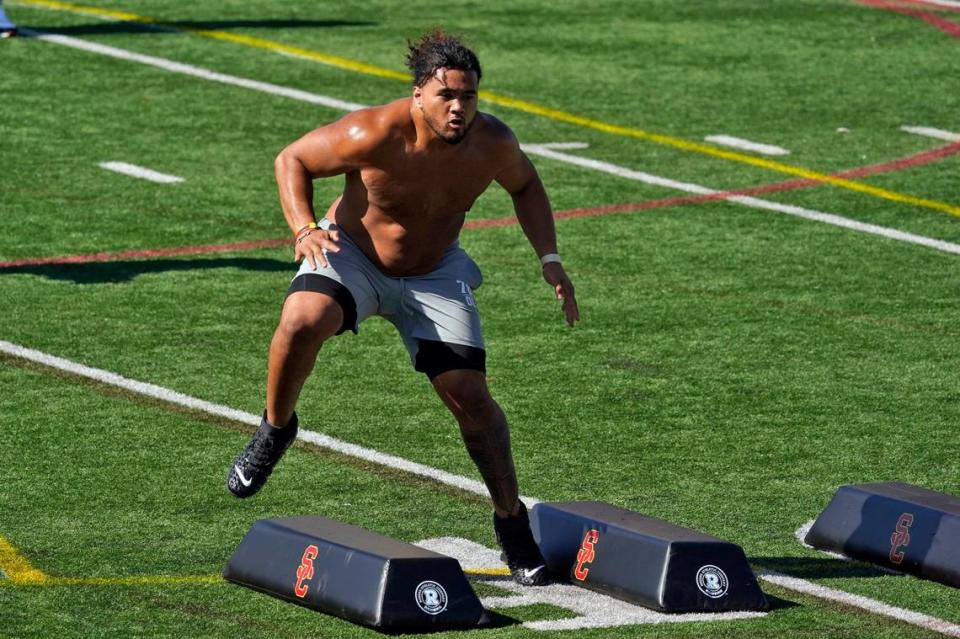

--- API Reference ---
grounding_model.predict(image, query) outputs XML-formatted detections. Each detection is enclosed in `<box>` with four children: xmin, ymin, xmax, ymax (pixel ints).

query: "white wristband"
<box><xmin>539</xmin><ymin>253</ymin><xmax>562</xmax><ymax>266</ymax></box>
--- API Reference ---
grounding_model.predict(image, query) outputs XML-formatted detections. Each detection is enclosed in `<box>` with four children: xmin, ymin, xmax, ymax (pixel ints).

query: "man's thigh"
<box><xmin>397</xmin><ymin>249</ymin><xmax>486</xmax><ymax>378</ymax></box>
<box><xmin>287</xmin><ymin>223</ymin><xmax>383</xmax><ymax>334</ymax></box>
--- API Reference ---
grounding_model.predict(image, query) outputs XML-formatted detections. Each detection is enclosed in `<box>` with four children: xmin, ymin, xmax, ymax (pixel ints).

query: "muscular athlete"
<box><xmin>227</xmin><ymin>31</ymin><xmax>578</xmax><ymax>586</ymax></box>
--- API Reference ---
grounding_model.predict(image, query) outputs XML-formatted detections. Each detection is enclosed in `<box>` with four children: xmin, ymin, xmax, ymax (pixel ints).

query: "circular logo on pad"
<box><xmin>696</xmin><ymin>565</ymin><xmax>729</xmax><ymax>598</ymax></box>
<box><xmin>415</xmin><ymin>580</ymin><xmax>448</xmax><ymax>615</ymax></box>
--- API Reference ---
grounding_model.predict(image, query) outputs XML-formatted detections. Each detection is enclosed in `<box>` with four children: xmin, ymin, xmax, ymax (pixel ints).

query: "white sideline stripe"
<box><xmin>534</xmin><ymin>142</ymin><xmax>591</xmax><ymax>150</ymax></box>
<box><xmin>26</xmin><ymin>31</ymin><xmax>367</xmax><ymax>113</ymax></box>
<box><xmin>98</xmin><ymin>161</ymin><xmax>183</xmax><ymax>184</ymax></box>
<box><xmin>521</xmin><ymin>144</ymin><xmax>960</xmax><ymax>256</ymax></box>
<box><xmin>728</xmin><ymin>195</ymin><xmax>960</xmax><ymax>255</ymax></box>
<box><xmin>0</xmin><ymin>340</ymin><xmax>536</xmax><ymax>507</ymax></box>
<box><xmin>3</xmin><ymin>337</ymin><xmax>959</xmax><ymax>636</ymax></box>
<box><xmin>758</xmin><ymin>571</ymin><xmax>960</xmax><ymax>637</ymax></box>
<box><xmin>705</xmin><ymin>135</ymin><xmax>790</xmax><ymax>156</ymax></box>
<box><xmin>30</xmin><ymin>31</ymin><xmax>960</xmax><ymax>257</ymax></box>
<box><xmin>522</xmin><ymin>144</ymin><xmax>717</xmax><ymax>194</ymax></box>
<box><xmin>794</xmin><ymin>519</ymin><xmax>820</xmax><ymax>551</ymax></box>
<box><xmin>900</xmin><ymin>126</ymin><xmax>960</xmax><ymax>143</ymax></box>
<box><xmin>920</xmin><ymin>0</ymin><xmax>960</xmax><ymax>8</ymax></box>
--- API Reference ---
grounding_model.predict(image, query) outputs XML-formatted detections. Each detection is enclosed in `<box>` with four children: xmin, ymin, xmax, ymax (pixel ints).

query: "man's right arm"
<box><xmin>274</xmin><ymin>112</ymin><xmax>373</xmax><ymax>268</ymax></box>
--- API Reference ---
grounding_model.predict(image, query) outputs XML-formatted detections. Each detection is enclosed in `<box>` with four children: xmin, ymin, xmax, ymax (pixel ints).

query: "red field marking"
<box><xmin>3</xmin><ymin>141</ymin><xmax>959</xmax><ymax>269</ymax></box>
<box><xmin>856</xmin><ymin>0</ymin><xmax>960</xmax><ymax>38</ymax></box>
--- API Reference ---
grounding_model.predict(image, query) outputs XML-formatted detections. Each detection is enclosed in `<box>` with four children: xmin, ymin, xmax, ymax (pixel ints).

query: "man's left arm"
<box><xmin>496</xmin><ymin>151</ymin><xmax>580</xmax><ymax>327</ymax></box>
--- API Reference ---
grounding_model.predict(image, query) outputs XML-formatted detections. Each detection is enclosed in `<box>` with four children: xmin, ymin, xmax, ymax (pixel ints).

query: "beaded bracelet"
<box><xmin>294</xmin><ymin>222</ymin><xmax>318</xmax><ymax>237</ymax></box>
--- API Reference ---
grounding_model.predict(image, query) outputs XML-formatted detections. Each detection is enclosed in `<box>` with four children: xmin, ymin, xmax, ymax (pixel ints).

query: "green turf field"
<box><xmin>2</xmin><ymin>0</ymin><xmax>960</xmax><ymax>636</ymax></box>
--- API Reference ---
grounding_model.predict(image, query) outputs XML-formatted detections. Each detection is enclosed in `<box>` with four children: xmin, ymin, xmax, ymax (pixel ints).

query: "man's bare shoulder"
<box><xmin>322</xmin><ymin>99</ymin><xmax>411</xmax><ymax>160</ymax></box>
<box><xmin>473</xmin><ymin>113</ymin><xmax>524</xmax><ymax>168</ymax></box>
<box><xmin>475</xmin><ymin>113</ymin><xmax>519</xmax><ymax>147</ymax></box>
<box><xmin>343</xmin><ymin>99</ymin><xmax>411</xmax><ymax>133</ymax></box>
<box><xmin>470</xmin><ymin>113</ymin><xmax>521</xmax><ymax>163</ymax></box>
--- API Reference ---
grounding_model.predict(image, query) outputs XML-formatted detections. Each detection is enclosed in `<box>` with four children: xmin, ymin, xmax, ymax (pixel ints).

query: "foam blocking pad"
<box><xmin>224</xmin><ymin>516</ymin><xmax>485</xmax><ymax>631</ymax></box>
<box><xmin>530</xmin><ymin>501</ymin><xmax>768</xmax><ymax>612</ymax></box>
<box><xmin>805</xmin><ymin>482</ymin><xmax>960</xmax><ymax>587</ymax></box>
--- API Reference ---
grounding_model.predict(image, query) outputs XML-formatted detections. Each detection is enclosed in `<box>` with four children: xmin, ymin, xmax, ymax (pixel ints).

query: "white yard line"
<box><xmin>705</xmin><ymin>135</ymin><xmax>790</xmax><ymax>156</ymax></box>
<box><xmin>916</xmin><ymin>0</ymin><xmax>960</xmax><ymax>8</ymax></box>
<box><xmin>900</xmin><ymin>126</ymin><xmax>960</xmax><ymax>143</ymax></box>
<box><xmin>98</xmin><ymin>161</ymin><xmax>183</xmax><ymax>184</ymax></box>
<box><xmin>522</xmin><ymin>143</ymin><xmax>716</xmax><ymax>194</ymax></box>
<box><xmin>23</xmin><ymin>30</ymin><xmax>367</xmax><ymax>113</ymax></box>
<box><xmin>794</xmin><ymin>519</ymin><xmax>823</xmax><ymax>551</ymax></box>
<box><xmin>0</xmin><ymin>340</ymin><xmax>534</xmax><ymax>507</ymax></box>
<box><xmin>521</xmin><ymin>144</ymin><xmax>960</xmax><ymax>256</ymax></box>
<box><xmin>4</xmin><ymin>338</ymin><xmax>960</xmax><ymax>636</ymax></box>
<box><xmin>758</xmin><ymin>571</ymin><xmax>960</xmax><ymax>638</ymax></box>
<box><xmin>532</xmin><ymin>142</ymin><xmax>591</xmax><ymax>150</ymax></box>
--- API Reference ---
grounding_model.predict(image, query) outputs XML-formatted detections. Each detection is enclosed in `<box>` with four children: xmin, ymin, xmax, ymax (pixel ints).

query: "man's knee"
<box><xmin>278</xmin><ymin>293</ymin><xmax>344</xmax><ymax>343</ymax></box>
<box><xmin>284</xmin><ymin>273</ymin><xmax>358</xmax><ymax>338</ymax></box>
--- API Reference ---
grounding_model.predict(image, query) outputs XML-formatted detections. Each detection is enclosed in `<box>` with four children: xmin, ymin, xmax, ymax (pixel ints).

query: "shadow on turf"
<box><xmin>383</xmin><ymin>610</ymin><xmax>518</xmax><ymax>635</ymax></box>
<box><xmin>25</xmin><ymin>19</ymin><xmax>375</xmax><ymax>37</ymax></box>
<box><xmin>1</xmin><ymin>257</ymin><xmax>293</xmax><ymax>284</ymax></box>
<box><xmin>476</xmin><ymin>609</ymin><xmax>520</xmax><ymax>631</ymax></box>
<box><xmin>762</xmin><ymin>594</ymin><xmax>800</xmax><ymax>612</ymax></box>
<box><xmin>756</xmin><ymin>556</ymin><xmax>899</xmax><ymax>580</ymax></box>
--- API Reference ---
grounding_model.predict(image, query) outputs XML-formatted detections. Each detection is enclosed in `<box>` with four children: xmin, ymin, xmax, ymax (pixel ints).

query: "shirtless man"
<box><xmin>227</xmin><ymin>31</ymin><xmax>579</xmax><ymax>586</ymax></box>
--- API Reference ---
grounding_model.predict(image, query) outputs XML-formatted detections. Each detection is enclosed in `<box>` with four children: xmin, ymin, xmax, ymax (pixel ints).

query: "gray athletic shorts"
<box><xmin>287</xmin><ymin>219</ymin><xmax>485</xmax><ymax>378</ymax></box>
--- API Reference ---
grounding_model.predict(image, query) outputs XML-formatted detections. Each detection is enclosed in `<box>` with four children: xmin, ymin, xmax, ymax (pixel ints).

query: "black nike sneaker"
<box><xmin>226</xmin><ymin>412</ymin><xmax>298</xmax><ymax>498</ymax></box>
<box><xmin>493</xmin><ymin>501</ymin><xmax>550</xmax><ymax>586</ymax></box>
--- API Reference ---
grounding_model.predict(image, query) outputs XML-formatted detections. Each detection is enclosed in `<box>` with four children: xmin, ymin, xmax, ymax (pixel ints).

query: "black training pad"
<box><xmin>805</xmin><ymin>482</ymin><xmax>960</xmax><ymax>588</ymax></box>
<box><xmin>224</xmin><ymin>516</ymin><xmax>485</xmax><ymax>631</ymax></box>
<box><xmin>531</xmin><ymin>501</ymin><xmax>769</xmax><ymax>612</ymax></box>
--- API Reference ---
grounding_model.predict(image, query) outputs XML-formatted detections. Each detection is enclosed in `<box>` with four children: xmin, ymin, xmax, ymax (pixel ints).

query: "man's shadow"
<box><xmin>26</xmin><ymin>19</ymin><xmax>375</xmax><ymax>37</ymax></box>
<box><xmin>1</xmin><ymin>257</ymin><xmax>293</xmax><ymax>284</ymax></box>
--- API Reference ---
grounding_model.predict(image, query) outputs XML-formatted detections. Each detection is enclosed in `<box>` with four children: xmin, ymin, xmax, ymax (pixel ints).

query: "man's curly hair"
<box><xmin>406</xmin><ymin>29</ymin><xmax>482</xmax><ymax>87</ymax></box>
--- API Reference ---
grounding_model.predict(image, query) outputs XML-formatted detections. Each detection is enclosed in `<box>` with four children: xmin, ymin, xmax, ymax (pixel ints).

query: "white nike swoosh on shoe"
<box><xmin>234</xmin><ymin>465</ymin><xmax>253</xmax><ymax>487</ymax></box>
<box><xmin>520</xmin><ymin>566</ymin><xmax>545</xmax><ymax>579</ymax></box>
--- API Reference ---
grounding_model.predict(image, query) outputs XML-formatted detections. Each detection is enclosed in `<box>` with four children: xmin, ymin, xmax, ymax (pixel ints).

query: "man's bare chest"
<box><xmin>361</xmin><ymin>152</ymin><xmax>500</xmax><ymax>215</ymax></box>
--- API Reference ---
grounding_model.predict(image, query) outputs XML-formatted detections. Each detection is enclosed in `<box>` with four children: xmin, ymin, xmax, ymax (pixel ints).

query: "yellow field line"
<box><xmin>18</xmin><ymin>0</ymin><xmax>960</xmax><ymax>218</ymax></box>
<box><xmin>0</xmin><ymin>535</ymin><xmax>51</xmax><ymax>584</ymax></box>
<box><xmin>17</xmin><ymin>0</ymin><xmax>409</xmax><ymax>80</ymax></box>
<box><xmin>464</xmin><ymin>566</ymin><xmax>512</xmax><ymax>577</ymax></box>
<box><xmin>1</xmin><ymin>574</ymin><xmax>223</xmax><ymax>587</ymax></box>
<box><xmin>16</xmin><ymin>0</ymin><xmax>153</xmax><ymax>25</ymax></box>
<box><xmin>47</xmin><ymin>575</ymin><xmax>222</xmax><ymax>586</ymax></box>
<box><xmin>1</xmin><ymin>533</ymin><xmax>222</xmax><ymax>587</ymax></box>
<box><xmin>2</xmin><ymin>530</ymin><xmax>504</xmax><ymax>586</ymax></box>
<box><xmin>481</xmin><ymin>92</ymin><xmax>960</xmax><ymax>218</ymax></box>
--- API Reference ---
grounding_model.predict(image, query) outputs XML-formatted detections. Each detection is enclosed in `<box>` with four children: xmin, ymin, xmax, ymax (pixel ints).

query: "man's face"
<box><xmin>414</xmin><ymin>68</ymin><xmax>479</xmax><ymax>145</ymax></box>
